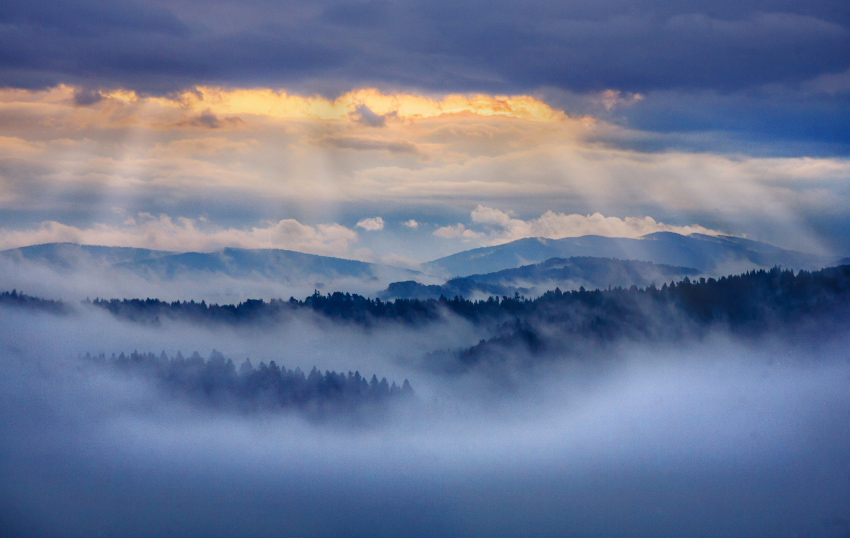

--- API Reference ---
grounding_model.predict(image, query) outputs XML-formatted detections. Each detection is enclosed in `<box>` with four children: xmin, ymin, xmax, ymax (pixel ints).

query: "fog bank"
<box><xmin>1</xmin><ymin>305</ymin><xmax>849</xmax><ymax>537</ymax></box>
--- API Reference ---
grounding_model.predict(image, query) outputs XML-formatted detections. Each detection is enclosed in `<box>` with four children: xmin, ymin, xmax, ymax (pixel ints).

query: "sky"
<box><xmin>1</xmin><ymin>0</ymin><xmax>849</xmax><ymax>264</ymax></box>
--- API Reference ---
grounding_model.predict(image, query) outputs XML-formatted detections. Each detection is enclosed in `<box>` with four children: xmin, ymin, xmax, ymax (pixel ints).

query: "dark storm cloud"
<box><xmin>0</xmin><ymin>0</ymin><xmax>345</xmax><ymax>93</ymax></box>
<box><xmin>1</xmin><ymin>0</ymin><xmax>849</xmax><ymax>95</ymax></box>
<box><xmin>0</xmin><ymin>0</ymin><xmax>188</xmax><ymax>37</ymax></box>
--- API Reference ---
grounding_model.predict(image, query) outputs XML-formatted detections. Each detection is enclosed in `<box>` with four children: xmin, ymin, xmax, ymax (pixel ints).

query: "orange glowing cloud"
<box><xmin>0</xmin><ymin>85</ymin><xmax>571</xmax><ymax>135</ymax></box>
<box><xmin>174</xmin><ymin>87</ymin><xmax>565</xmax><ymax>123</ymax></box>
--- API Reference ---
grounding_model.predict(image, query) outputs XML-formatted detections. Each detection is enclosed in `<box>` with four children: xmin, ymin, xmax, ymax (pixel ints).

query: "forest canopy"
<box><xmin>5</xmin><ymin>264</ymin><xmax>850</xmax><ymax>377</ymax></box>
<box><xmin>87</xmin><ymin>350</ymin><xmax>413</xmax><ymax>416</ymax></box>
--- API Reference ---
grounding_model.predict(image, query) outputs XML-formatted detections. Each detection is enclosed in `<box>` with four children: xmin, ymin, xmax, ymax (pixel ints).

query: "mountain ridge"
<box><xmin>383</xmin><ymin>256</ymin><xmax>701</xmax><ymax>300</ymax></box>
<box><xmin>0</xmin><ymin>243</ymin><xmax>423</xmax><ymax>291</ymax></box>
<box><xmin>424</xmin><ymin>232</ymin><xmax>834</xmax><ymax>278</ymax></box>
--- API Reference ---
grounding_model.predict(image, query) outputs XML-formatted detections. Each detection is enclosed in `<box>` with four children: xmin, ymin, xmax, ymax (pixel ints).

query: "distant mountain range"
<box><xmin>1</xmin><ymin>233</ymin><xmax>845</xmax><ymax>300</ymax></box>
<box><xmin>382</xmin><ymin>256</ymin><xmax>701</xmax><ymax>300</ymax></box>
<box><xmin>0</xmin><ymin>243</ymin><xmax>421</xmax><ymax>289</ymax></box>
<box><xmin>0</xmin><ymin>243</ymin><xmax>175</xmax><ymax>269</ymax></box>
<box><xmin>423</xmin><ymin>232</ymin><xmax>837</xmax><ymax>278</ymax></box>
<box><xmin>116</xmin><ymin>248</ymin><xmax>393</xmax><ymax>283</ymax></box>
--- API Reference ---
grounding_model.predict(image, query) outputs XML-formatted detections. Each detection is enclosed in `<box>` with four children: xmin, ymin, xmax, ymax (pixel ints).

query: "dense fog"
<box><xmin>1</xmin><ymin>301</ymin><xmax>849</xmax><ymax>537</ymax></box>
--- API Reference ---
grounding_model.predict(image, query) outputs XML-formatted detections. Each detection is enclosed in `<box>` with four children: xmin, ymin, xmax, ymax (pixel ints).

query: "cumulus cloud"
<box><xmin>434</xmin><ymin>205</ymin><xmax>724</xmax><ymax>245</ymax></box>
<box><xmin>356</xmin><ymin>217</ymin><xmax>385</xmax><ymax>231</ymax></box>
<box><xmin>0</xmin><ymin>214</ymin><xmax>360</xmax><ymax>257</ymax></box>
<box><xmin>433</xmin><ymin>223</ymin><xmax>485</xmax><ymax>241</ymax></box>
<box><xmin>403</xmin><ymin>219</ymin><xmax>419</xmax><ymax>229</ymax></box>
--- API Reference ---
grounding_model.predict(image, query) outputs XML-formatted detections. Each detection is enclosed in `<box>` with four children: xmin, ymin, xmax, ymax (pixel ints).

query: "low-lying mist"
<box><xmin>1</xmin><ymin>303</ymin><xmax>849</xmax><ymax>537</ymax></box>
<box><xmin>0</xmin><ymin>256</ymin><xmax>436</xmax><ymax>304</ymax></box>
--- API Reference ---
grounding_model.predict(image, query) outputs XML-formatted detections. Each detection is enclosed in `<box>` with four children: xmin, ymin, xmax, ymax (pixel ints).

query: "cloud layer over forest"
<box><xmin>1</xmin><ymin>302</ymin><xmax>849</xmax><ymax>537</ymax></box>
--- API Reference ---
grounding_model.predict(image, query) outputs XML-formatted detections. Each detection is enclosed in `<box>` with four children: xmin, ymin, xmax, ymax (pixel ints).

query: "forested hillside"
<box><xmin>87</xmin><ymin>265</ymin><xmax>850</xmax><ymax>334</ymax></box>
<box><xmin>6</xmin><ymin>265</ymin><xmax>850</xmax><ymax>374</ymax></box>
<box><xmin>88</xmin><ymin>350</ymin><xmax>413</xmax><ymax>415</ymax></box>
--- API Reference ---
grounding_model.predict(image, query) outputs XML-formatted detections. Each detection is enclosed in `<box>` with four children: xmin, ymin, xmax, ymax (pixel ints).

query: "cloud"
<box><xmin>0</xmin><ymin>135</ymin><xmax>43</xmax><ymax>155</ymax></box>
<box><xmin>149</xmin><ymin>137</ymin><xmax>256</xmax><ymax>158</ymax></box>
<box><xmin>177</xmin><ymin>87</ymin><xmax>562</xmax><ymax>122</ymax></box>
<box><xmin>800</xmin><ymin>68</ymin><xmax>850</xmax><ymax>96</ymax></box>
<box><xmin>5</xmin><ymin>85</ymin><xmax>560</xmax><ymax>131</ymax></box>
<box><xmin>1</xmin><ymin>0</ymin><xmax>848</xmax><ymax>98</ymax></box>
<box><xmin>356</xmin><ymin>216</ymin><xmax>385</xmax><ymax>231</ymax></box>
<box><xmin>72</xmin><ymin>88</ymin><xmax>104</xmax><ymax>106</ymax></box>
<box><xmin>319</xmin><ymin>135</ymin><xmax>420</xmax><ymax>155</ymax></box>
<box><xmin>2</xmin><ymin>292</ymin><xmax>850</xmax><ymax>537</ymax></box>
<box><xmin>433</xmin><ymin>223</ymin><xmax>485</xmax><ymax>241</ymax></box>
<box><xmin>434</xmin><ymin>205</ymin><xmax>725</xmax><ymax>245</ymax></box>
<box><xmin>377</xmin><ymin>252</ymin><xmax>422</xmax><ymax>269</ymax></box>
<box><xmin>403</xmin><ymin>219</ymin><xmax>419</xmax><ymax>229</ymax></box>
<box><xmin>171</xmin><ymin>110</ymin><xmax>246</xmax><ymax>130</ymax></box>
<box><xmin>597</xmin><ymin>90</ymin><xmax>644</xmax><ymax>111</ymax></box>
<box><xmin>351</xmin><ymin>104</ymin><xmax>392</xmax><ymax>127</ymax></box>
<box><xmin>1</xmin><ymin>84</ymin><xmax>849</xmax><ymax>257</ymax></box>
<box><xmin>0</xmin><ymin>214</ymin><xmax>360</xmax><ymax>257</ymax></box>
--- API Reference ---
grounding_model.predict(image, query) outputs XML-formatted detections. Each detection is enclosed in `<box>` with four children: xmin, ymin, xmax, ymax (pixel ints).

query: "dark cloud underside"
<box><xmin>1</xmin><ymin>0</ymin><xmax>848</xmax><ymax>95</ymax></box>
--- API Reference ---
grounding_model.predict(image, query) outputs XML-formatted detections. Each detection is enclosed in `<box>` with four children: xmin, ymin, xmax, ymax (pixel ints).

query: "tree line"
<box><xmin>83</xmin><ymin>265</ymin><xmax>850</xmax><ymax>331</ymax></box>
<box><xmin>0</xmin><ymin>289</ymin><xmax>67</xmax><ymax>313</ymax></box>
<box><xmin>6</xmin><ymin>264</ymin><xmax>850</xmax><ymax>372</ymax></box>
<box><xmin>443</xmin><ymin>265</ymin><xmax>850</xmax><ymax>370</ymax></box>
<box><xmin>86</xmin><ymin>350</ymin><xmax>413</xmax><ymax>414</ymax></box>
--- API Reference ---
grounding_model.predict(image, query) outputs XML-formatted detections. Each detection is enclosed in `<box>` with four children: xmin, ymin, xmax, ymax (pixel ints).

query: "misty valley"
<box><xmin>4</xmin><ymin>4</ymin><xmax>850</xmax><ymax>532</ymax></box>
<box><xmin>2</xmin><ymin>241</ymin><xmax>850</xmax><ymax>537</ymax></box>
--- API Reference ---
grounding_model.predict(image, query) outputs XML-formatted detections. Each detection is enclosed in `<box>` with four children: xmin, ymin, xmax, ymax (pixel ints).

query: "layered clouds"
<box><xmin>0</xmin><ymin>214</ymin><xmax>359</xmax><ymax>255</ymax></box>
<box><xmin>2</xmin><ymin>0</ymin><xmax>849</xmax><ymax>159</ymax></box>
<box><xmin>1</xmin><ymin>1</ymin><xmax>849</xmax><ymax>260</ymax></box>
<box><xmin>0</xmin><ymin>84</ymin><xmax>848</xmax><ymax>259</ymax></box>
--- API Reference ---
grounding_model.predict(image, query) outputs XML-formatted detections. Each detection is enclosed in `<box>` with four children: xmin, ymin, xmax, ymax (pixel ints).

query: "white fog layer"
<box><xmin>1</xmin><ymin>305</ymin><xmax>849</xmax><ymax>537</ymax></box>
